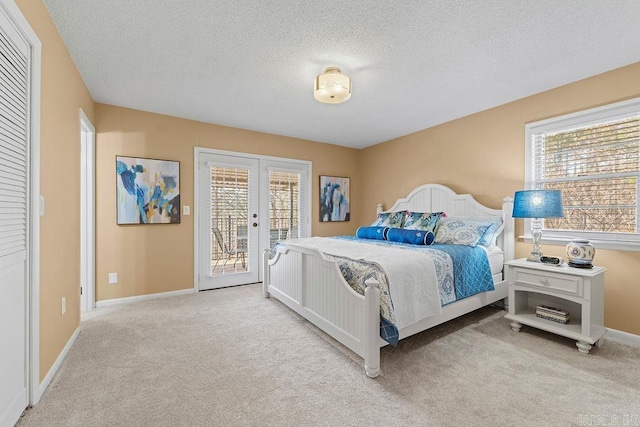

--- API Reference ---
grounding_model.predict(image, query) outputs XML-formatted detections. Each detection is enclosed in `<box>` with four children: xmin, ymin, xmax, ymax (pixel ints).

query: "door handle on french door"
<box><xmin>252</xmin><ymin>223</ymin><xmax>258</xmax><ymax>227</ymax></box>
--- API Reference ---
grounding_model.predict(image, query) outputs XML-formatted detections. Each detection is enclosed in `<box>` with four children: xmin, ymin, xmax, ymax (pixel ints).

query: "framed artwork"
<box><xmin>320</xmin><ymin>175</ymin><xmax>350</xmax><ymax>222</ymax></box>
<box><xmin>116</xmin><ymin>156</ymin><xmax>180</xmax><ymax>224</ymax></box>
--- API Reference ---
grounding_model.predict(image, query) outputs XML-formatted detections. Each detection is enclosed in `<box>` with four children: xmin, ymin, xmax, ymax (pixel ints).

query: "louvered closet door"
<box><xmin>198</xmin><ymin>154</ymin><xmax>260</xmax><ymax>290</ymax></box>
<box><xmin>0</xmin><ymin>7</ymin><xmax>30</xmax><ymax>427</ymax></box>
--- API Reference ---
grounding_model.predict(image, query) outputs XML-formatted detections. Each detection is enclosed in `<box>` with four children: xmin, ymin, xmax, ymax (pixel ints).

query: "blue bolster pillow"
<box><xmin>356</xmin><ymin>226</ymin><xmax>389</xmax><ymax>240</ymax></box>
<box><xmin>386</xmin><ymin>228</ymin><xmax>434</xmax><ymax>245</ymax></box>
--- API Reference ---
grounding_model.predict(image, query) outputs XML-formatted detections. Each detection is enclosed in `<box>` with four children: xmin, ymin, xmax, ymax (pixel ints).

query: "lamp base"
<box><xmin>527</xmin><ymin>252</ymin><xmax>542</xmax><ymax>262</ymax></box>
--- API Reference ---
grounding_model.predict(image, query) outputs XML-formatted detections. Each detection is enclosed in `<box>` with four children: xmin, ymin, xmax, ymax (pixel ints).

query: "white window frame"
<box><xmin>524</xmin><ymin>96</ymin><xmax>640</xmax><ymax>252</ymax></box>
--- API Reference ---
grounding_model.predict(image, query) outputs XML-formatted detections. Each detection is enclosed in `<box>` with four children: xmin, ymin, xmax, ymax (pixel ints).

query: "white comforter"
<box><xmin>287</xmin><ymin>237</ymin><xmax>443</xmax><ymax>328</ymax></box>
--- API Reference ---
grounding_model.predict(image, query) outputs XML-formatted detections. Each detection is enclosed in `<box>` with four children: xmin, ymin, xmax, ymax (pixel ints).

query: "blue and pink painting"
<box><xmin>116</xmin><ymin>156</ymin><xmax>180</xmax><ymax>224</ymax></box>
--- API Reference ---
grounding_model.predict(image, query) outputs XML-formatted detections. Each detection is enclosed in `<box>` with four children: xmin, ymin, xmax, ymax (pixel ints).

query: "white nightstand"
<box><xmin>504</xmin><ymin>258</ymin><xmax>606</xmax><ymax>354</ymax></box>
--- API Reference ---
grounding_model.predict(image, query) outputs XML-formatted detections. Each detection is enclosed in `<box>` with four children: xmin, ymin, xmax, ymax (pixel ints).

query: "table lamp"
<box><xmin>512</xmin><ymin>189</ymin><xmax>564</xmax><ymax>262</ymax></box>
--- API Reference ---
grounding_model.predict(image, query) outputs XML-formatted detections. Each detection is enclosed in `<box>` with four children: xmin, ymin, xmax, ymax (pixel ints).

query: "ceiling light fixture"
<box><xmin>314</xmin><ymin>67</ymin><xmax>351</xmax><ymax>104</ymax></box>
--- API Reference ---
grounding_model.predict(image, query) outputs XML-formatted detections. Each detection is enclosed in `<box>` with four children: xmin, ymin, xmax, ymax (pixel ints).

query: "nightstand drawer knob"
<box><xmin>540</xmin><ymin>278</ymin><xmax>550</xmax><ymax>286</ymax></box>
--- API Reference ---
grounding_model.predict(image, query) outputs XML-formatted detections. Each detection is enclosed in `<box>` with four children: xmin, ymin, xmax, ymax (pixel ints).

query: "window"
<box><xmin>525</xmin><ymin>97</ymin><xmax>640</xmax><ymax>250</ymax></box>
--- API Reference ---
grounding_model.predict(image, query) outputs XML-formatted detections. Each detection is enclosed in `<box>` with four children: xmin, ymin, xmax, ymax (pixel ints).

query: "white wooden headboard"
<box><xmin>378</xmin><ymin>183</ymin><xmax>514</xmax><ymax>261</ymax></box>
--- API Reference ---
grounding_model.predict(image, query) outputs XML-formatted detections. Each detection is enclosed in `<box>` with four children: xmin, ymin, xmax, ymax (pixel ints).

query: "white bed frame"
<box><xmin>263</xmin><ymin>184</ymin><xmax>514</xmax><ymax>378</ymax></box>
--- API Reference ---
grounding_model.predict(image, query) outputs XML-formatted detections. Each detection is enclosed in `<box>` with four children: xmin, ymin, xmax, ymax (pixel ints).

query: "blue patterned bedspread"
<box><xmin>335</xmin><ymin>236</ymin><xmax>494</xmax><ymax>301</ymax></box>
<box><xmin>334</xmin><ymin>237</ymin><xmax>494</xmax><ymax>345</ymax></box>
<box><xmin>271</xmin><ymin>237</ymin><xmax>494</xmax><ymax>346</ymax></box>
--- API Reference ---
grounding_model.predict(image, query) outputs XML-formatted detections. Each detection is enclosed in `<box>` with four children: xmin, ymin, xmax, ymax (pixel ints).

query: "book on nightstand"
<box><xmin>536</xmin><ymin>305</ymin><xmax>570</xmax><ymax>324</ymax></box>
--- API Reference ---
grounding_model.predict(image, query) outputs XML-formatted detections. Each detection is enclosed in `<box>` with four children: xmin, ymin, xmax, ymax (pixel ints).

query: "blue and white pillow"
<box><xmin>434</xmin><ymin>217</ymin><xmax>493</xmax><ymax>247</ymax></box>
<box><xmin>356</xmin><ymin>226</ymin><xmax>389</xmax><ymax>240</ymax></box>
<box><xmin>477</xmin><ymin>217</ymin><xmax>504</xmax><ymax>247</ymax></box>
<box><xmin>403</xmin><ymin>211</ymin><xmax>446</xmax><ymax>233</ymax></box>
<box><xmin>371</xmin><ymin>211</ymin><xmax>406</xmax><ymax>228</ymax></box>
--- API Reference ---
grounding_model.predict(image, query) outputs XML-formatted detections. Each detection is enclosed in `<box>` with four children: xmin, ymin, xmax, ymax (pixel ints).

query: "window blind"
<box><xmin>208</xmin><ymin>166</ymin><xmax>250</xmax><ymax>266</ymax></box>
<box><xmin>532</xmin><ymin>115</ymin><xmax>640</xmax><ymax>234</ymax></box>
<box><xmin>269</xmin><ymin>170</ymin><xmax>300</xmax><ymax>243</ymax></box>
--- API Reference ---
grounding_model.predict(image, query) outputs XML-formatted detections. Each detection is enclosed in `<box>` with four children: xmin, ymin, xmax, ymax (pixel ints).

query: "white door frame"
<box><xmin>0</xmin><ymin>0</ymin><xmax>42</xmax><ymax>408</ymax></box>
<box><xmin>193</xmin><ymin>147</ymin><xmax>311</xmax><ymax>291</ymax></box>
<box><xmin>196</xmin><ymin>154</ymin><xmax>260</xmax><ymax>289</ymax></box>
<box><xmin>79</xmin><ymin>109</ymin><xmax>95</xmax><ymax>312</ymax></box>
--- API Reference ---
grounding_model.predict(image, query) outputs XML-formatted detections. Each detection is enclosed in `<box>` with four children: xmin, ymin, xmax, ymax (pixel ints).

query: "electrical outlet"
<box><xmin>61</xmin><ymin>297</ymin><xmax>66</xmax><ymax>315</ymax></box>
<box><xmin>183</xmin><ymin>205</ymin><xmax>190</xmax><ymax>215</ymax></box>
<box><xmin>108</xmin><ymin>272</ymin><xmax>118</xmax><ymax>284</ymax></box>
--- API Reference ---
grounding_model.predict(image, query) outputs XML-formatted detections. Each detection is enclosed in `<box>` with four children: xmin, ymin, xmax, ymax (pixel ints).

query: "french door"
<box><xmin>196</xmin><ymin>149</ymin><xmax>310</xmax><ymax>291</ymax></box>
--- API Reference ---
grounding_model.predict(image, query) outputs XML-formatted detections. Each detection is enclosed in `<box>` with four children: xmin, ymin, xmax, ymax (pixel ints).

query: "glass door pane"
<box><xmin>210</xmin><ymin>166</ymin><xmax>249</xmax><ymax>276</ymax></box>
<box><xmin>269</xmin><ymin>170</ymin><xmax>300</xmax><ymax>247</ymax></box>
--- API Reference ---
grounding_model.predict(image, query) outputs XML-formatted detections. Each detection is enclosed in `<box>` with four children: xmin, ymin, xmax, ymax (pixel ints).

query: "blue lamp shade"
<box><xmin>512</xmin><ymin>190</ymin><xmax>564</xmax><ymax>218</ymax></box>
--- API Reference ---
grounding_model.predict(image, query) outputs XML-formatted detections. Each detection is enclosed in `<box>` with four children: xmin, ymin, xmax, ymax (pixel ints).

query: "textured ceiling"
<box><xmin>43</xmin><ymin>1</ymin><xmax>640</xmax><ymax>149</ymax></box>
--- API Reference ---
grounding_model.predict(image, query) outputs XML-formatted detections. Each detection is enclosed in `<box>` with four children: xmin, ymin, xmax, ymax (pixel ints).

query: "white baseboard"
<box><xmin>606</xmin><ymin>328</ymin><xmax>640</xmax><ymax>346</ymax></box>
<box><xmin>95</xmin><ymin>288</ymin><xmax>195</xmax><ymax>308</ymax></box>
<box><xmin>39</xmin><ymin>327</ymin><xmax>79</xmax><ymax>398</ymax></box>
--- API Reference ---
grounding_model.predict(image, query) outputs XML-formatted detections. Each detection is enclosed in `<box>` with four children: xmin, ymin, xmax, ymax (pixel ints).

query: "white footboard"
<box><xmin>263</xmin><ymin>246</ymin><xmax>381</xmax><ymax>377</ymax></box>
<box><xmin>262</xmin><ymin>184</ymin><xmax>515</xmax><ymax>378</ymax></box>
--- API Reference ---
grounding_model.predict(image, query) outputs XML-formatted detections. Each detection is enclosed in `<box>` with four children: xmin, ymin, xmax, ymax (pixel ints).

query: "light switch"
<box><xmin>39</xmin><ymin>195</ymin><xmax>45</xmax><ymax>216</ymax></box>
<box><xmin>183</xmin><ymin>205</ymin><xmax>190</xmax><ymax>215</ymax></box>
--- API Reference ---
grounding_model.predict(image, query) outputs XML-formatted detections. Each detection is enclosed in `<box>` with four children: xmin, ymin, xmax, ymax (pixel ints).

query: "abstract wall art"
<box><xmin>116</xmin><ymin>156</ymin><xmax>180</xmax><ymax>224</ymax></box>
<box><xmin>320</xmin><ymin>175</ymin><xmax>350</xmax><ymax>222</ymax></box>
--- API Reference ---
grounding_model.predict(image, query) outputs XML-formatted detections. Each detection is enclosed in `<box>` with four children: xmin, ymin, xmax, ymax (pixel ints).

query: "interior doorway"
<box><xmin>79</xmin><ymin>109</ymin><xmax>95</xmax><ymax>312</ymax></box>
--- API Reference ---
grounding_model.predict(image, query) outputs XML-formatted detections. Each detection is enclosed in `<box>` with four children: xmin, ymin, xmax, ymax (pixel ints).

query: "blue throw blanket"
<box><xmin>426</xmin><ymin>244</ymin><xmax>495</xmax><ymax>300</ymax></box>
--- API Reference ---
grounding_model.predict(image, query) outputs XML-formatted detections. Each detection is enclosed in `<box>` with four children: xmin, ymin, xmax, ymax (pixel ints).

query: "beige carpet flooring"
<box><xmin>17</xmin><ymin>283</ymin><xmax>640</xmax><ymax>427</ymax></box>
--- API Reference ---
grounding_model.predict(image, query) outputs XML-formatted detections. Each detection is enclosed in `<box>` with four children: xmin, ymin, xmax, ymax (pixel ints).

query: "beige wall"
<box><xmin>95</xmin><ymin>104</ymin><xmax>360</xmax><ymax>301</ymax></box>
<box><xmin>12</xmin><ymin>0</ymin><xmax>640</xmax><ymax>386</ymax></box>
<box><xmin>15</xmin><ymin>0</ymin><xmax>95</xmax><ymax>380</ymax></box>
<box><xmin>361</xmin><ymin>62</ymin><xmax>640</xmax><ymax>335</ymax></box>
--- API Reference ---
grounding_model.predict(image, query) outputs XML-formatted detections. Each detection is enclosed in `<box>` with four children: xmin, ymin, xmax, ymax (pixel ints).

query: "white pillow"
<box><xmin>434</xmin><ymin>217</ymin><xmax>493</xmax><ymax>247</ymax></box>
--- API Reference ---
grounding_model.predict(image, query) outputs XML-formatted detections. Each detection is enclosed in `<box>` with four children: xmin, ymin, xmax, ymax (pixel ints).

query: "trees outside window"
<box><xmin>526</xmin><ymin>97</ymin><xmax>640</xmax><ymax>249</ymax></box>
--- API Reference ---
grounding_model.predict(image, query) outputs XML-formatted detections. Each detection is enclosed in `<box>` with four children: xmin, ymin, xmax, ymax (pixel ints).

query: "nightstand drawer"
<box><xmin>512</xmin><ymin>269</ymin><xmax>583</xmax><ymax>297</ymax></box>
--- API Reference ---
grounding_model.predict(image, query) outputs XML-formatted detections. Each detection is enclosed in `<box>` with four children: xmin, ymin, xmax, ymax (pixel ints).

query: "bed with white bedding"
<box><xmin>263</xmin><ymin>184</ymin><xmax>514</xmax><ymax>377</ymax></box>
